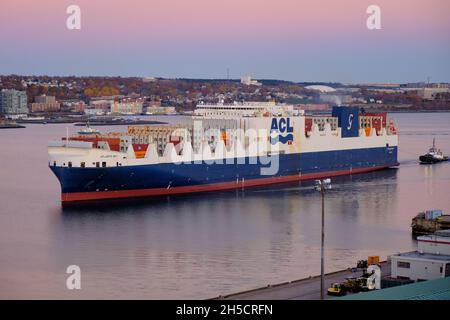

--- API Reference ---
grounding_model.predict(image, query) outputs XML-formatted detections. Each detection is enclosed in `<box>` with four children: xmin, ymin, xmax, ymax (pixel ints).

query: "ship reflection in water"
<box><xmin>0</xmin><ymin>113</ymin><xmax>450</xmax><ymax>299</ymax></box>
<box><xmin>56</xmin><ymin>169</ymin><xmax>404</xmax><ymax>299</ymax></box>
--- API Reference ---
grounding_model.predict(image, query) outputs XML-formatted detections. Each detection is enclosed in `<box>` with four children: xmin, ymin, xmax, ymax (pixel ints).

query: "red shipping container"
<box><xmin>364</xmin><ymin>112</ymin><xmax>387</xmax><ymax>128</ymax></box>
<box><xmin>305</xmin><ymin>118</ymin><xmax>313</xmax><ymax>133</ymax></box>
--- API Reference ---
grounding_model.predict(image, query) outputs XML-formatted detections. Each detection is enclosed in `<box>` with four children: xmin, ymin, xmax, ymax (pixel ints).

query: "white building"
<box><xmin>146</xmin><ymin>105</ymin><xmax>176</xmax><ymax>115</ymax></box>
<box><xmin>142</xmin><ymin>76</ymin><xmax>157</xmax><ymax>83</ymax></box>
<box><xmin>305</xmin><ymin>85</ymin><xmax>336</xmax><ymax>93</ymax></box>
<box><xmin>390</xmin><ymin>229</ymin><xmax>450</xmax><ymax>281</ymax></box>
<box><xmin>418</xmin><ymin>88</ymin><xmax>450</xmax><ymax>100</ymax></box>
<box><xmin>84</xmin><ymin>108</ymin><xmax>105</xmax><ymax>115</ymax></box>
<box><xmin>240</xmin><ymin>75</ymin><xmax>262</xmax><ymax>86</ymax></box>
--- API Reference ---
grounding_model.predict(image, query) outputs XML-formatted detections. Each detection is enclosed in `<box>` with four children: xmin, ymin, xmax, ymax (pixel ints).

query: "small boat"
<box><xmin>77</xmin><ymin>120</ymin><xmax>100</xmax><ymax>135</ymax></box>
<box><xmin>419</xmin><ymin>138</ymin><xmax>449</xmax><ymax>164</ymax></box>
<box><xmin>77</xmin><ymin>115</ymin><xmax>100</xmax><ymax>134</ymax></box>
<box><xmin>78</xmin><ymin>126</ymin><xmax>100</xmax><ymax>135</ymax></box>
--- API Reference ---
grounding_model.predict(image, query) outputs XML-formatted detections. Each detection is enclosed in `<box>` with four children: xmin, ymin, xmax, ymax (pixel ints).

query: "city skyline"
<box><xmin>1</xmin><ymin>0</ymin><xmax>449</xmax><ymax>83</ymax></box>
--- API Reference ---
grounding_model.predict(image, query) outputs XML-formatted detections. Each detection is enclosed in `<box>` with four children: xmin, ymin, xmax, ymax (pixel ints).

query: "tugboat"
<box><xmin>77</xmin><ymin>120</ymin><xmax>100</xmax><ymax>135</ymax></box>
<box><xmin>78</xmin><ymin>124</ymin><xmax>100</xmax><ymax>135</ymax></box>
<box><xmin>419</xmin><ymin>138</ymin><xmax>449</xmax><ymax>164</ymax></box>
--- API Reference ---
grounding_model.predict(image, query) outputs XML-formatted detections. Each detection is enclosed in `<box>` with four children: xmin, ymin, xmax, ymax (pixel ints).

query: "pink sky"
<box><xmin>1</xmin><ymin>0</ymin><xmax>449</xmax><ymax>82</ymax></box>
<box><xmin>1</xmin><ymin>0</ymin><xmax>448</xmax><ymax>43</ymax></box>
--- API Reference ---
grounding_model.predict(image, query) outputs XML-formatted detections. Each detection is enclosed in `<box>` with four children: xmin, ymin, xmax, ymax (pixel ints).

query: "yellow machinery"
<box><xmin>327</xmin><ymin>283</ymin><xmax>346</xmax><ymax>296</ymax></box>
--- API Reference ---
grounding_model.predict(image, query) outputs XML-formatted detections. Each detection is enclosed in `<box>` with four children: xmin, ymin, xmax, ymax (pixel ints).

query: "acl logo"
<box><xmin>270</xmin><ymin>118</ymin><xmax>294</xmax><ymax>145</ymax></box>
<box><xmin>347</xmin><ymin>114</ymin><xmax>354</xmax><ymax>130</ymax></box>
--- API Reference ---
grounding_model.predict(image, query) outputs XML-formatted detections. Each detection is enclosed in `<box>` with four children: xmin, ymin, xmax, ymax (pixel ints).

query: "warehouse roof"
<box><xmin>392</xmin><ymin>251</ymin><xmax>450</xmax><ymax>262</ymax></box>
<box><xmin>338</xmin><ymin>277</ymin><xmax>450</xmax><ymax>300</ymax></box>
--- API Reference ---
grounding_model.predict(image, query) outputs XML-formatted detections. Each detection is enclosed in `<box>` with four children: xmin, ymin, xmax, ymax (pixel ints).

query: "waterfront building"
<box><xmin>111</xmin><ymin>98</ymin><xmax>144</xmax><ymax>114</ymax></box>
<box><xmin>339</xmin><ymin>276</ymin><xmax>450</xmax><ymax>300</ymax></box>
<box><xmin>418</xmin><ymin>87</ymin><xmax>450</xmax><ymax>100</ymax></box>
<box><xmin>0</xmin><ymin>89</ymin><xmax>28</xmax><ymax>115</ymax></box>
<box><xmin>61</xmin><ymin>100</ymin><xmax>86</xmax><ymax>113</ymax></box>
<box><xmin>390</xmin><ymin>229</ymin><xmax>450</xmax><ymax>281</ymax></box>
<box><xmin>84</xmin><ymin>108</ymin><xmax>105</xmax><ymax>115</ymax></box>
<box><xmin>146</xmin><ymin>105</ymin><xmax>176</xmax><ymax>115</ymax></box>
<box><xmin>34</xmin><ymin>95</ymin><xmax>56</xmax><ymax>104</ymax></box>
<box><xmin>31</xmin><ymin>95</ymin><xmax>60</xmax><ymax>113</ymax></box>
<box><xmin>90</xmin><ymin>99</ymin><xmax>113</xmax><ymax>111</ymax></box>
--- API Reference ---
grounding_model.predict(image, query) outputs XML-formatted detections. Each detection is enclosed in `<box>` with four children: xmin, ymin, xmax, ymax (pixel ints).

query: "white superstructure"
<box><xmin>194</xmin><ymin>101</ymin><xmax>299</xmax><ymax>119</ymax></box>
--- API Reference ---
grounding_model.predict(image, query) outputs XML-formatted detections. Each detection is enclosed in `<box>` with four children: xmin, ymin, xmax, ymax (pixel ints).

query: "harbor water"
<box><xmin>0</xmin><ymin>113</ymin><xmax>449</xmax><ymax>299</ymax></box>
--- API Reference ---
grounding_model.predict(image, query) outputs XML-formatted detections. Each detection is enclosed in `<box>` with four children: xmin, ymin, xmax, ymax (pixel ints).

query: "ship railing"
<box><xmin>48</xmin><ymin>140</ymin><xmax>93</xmax><ymax>149</ymax></box>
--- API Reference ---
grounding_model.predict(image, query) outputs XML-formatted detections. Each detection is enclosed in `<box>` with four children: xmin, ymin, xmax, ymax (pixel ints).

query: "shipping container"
<box><xmin>132</xmin><ymin>143</ymin><xmax>149</xmax><ymax>158</ymax></box>
<box><xmin>360</xmin><ymin>115</ymin><xmax>383</xmax><ymax>133</ymax></box>
<box><xmin>364</xmin><ymin>112</ymin><xmax>387</xmax><ymax>128</ymax></box>
<box><xmin>305</xmin><ymin>118</ymin><xmax>313</xmax><ymax>133</ymax></box>
<box><xmin>169</xmin><ymin>135</ymin><xmax>182</xmax><ymax>147</ymax></box>
<box><xmin>68</xmin><ymin>136</ymin><xmax>121</xmax><ymax>152</ymax></box>
<box><xmin>368</xmin><ymin>256</ymin><xmax>380</xmax><ymax>265</ymax></box>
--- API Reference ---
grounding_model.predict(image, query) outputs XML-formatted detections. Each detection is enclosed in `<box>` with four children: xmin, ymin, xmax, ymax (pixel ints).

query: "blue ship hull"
<box><xmin>50</xmin><ymin>146</ymin><xmax>398</xmax><ymax>203</ymax></box>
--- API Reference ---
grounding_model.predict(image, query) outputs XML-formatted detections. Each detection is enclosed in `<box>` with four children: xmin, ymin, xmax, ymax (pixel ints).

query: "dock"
<box><xmin>213</xmin><ymin>261</ymin><xmax>390</xmax><ymax>300</ymax></box>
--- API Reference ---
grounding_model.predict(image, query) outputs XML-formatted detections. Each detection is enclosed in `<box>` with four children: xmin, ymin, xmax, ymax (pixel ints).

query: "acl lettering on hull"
<box><xmin>332</xmin><ymin>106</ymin><xmax>359</xmax><ymax>138</ymax></box>
<box><xmin>270</xmin><ymin>117</ymin><xmax>294</xmax><ymax>145</ymax></box>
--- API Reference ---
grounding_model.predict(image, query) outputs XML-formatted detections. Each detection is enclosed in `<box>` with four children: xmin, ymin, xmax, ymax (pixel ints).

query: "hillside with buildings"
<box><xmin>1</xmin><ymin>75</ymin><xmax>449</xmax><ymax>118</ymax></box>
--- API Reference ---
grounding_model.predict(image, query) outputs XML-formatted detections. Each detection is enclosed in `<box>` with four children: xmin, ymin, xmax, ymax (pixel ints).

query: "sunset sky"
<box><xmin>1</xmin><ymin>0</ymin><xmax>449</xmax><ymax>83</ymax></box>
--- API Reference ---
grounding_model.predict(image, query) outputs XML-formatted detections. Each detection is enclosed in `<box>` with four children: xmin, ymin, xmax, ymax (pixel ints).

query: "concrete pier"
<box><xmin>213</xmin><ymin>261</ymin><xmax>390</xmax><ymax>300</ymax></box>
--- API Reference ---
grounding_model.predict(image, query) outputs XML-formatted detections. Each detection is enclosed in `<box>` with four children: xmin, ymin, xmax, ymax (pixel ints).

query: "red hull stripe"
<box><xmin>418</xmin><ymin>239</ymin><xmax>450</xmax><ymax>245</ymax></box>
<box><xmin>61</xmin><ymin>165</ymin><xmax>390</xmax><ymax>203</ymax></box>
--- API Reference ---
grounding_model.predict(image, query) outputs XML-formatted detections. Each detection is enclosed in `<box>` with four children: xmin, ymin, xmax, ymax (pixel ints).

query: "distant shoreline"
<box><xmin>385</xmin><ymin>110</ymin><xmax>450</xmax><ymax>114</ymax></box>
<box><xmin>0</xmin><ymin>123</ymin><xmax>26</xmax><ymax>129</ymax></box>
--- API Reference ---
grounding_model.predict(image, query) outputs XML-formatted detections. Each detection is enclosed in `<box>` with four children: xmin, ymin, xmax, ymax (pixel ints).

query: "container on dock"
<box><xmin>368</xmin><ymin>256</ymin><xmax>380</xmax><ymax>265</ymax></box>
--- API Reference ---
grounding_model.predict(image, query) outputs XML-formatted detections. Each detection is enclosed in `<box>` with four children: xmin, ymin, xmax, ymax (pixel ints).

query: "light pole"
<box><xmin>315</xmin><ymin>178</ymin><xmax>331</xmax><ymax>300</ymax></box>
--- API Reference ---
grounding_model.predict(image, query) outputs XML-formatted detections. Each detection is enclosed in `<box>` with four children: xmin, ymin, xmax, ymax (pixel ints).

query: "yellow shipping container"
<box><xmin>368</xmin><ymin>256</ymin><xmax>380</xmax><ymax>265</ymax></box>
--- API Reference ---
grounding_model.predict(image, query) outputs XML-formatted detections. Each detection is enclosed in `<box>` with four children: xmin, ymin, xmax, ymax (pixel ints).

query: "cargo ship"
<box><xmin>48</xmin><ymin>102</ymin><xmax>399</xmax><ymax>204</ymax></box>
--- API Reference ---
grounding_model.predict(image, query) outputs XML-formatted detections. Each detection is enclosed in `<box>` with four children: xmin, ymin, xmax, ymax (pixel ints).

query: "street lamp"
<box><xmin>314</xmin><ymin>178</ymin><xmax>332</xmax><ymax>300</ymax></box>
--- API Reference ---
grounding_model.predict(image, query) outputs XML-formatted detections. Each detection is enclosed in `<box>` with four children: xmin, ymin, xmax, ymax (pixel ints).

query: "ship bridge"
<box><xmin>193</xmin><ymin>101</ymin><xmax>299</xmax><ymax>119</ymax></box>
